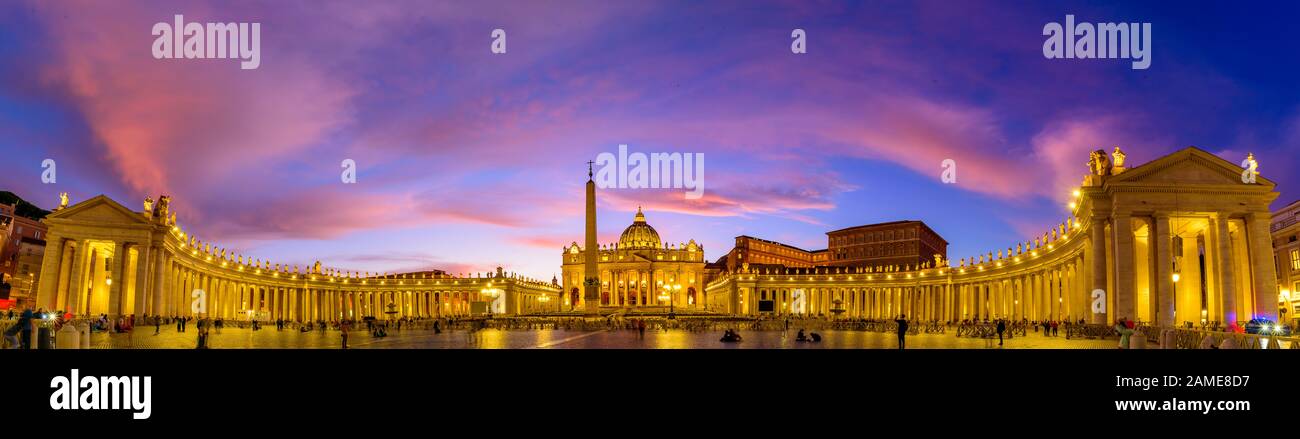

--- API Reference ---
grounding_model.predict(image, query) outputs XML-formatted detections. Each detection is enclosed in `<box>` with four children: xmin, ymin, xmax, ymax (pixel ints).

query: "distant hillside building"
<box><xmin>1</xmin><ymin>199</ymin><xmax>49</xmax><ymax>309</ymax></box>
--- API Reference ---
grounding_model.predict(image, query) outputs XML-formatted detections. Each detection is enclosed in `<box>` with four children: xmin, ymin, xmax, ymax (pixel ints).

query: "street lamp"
<box><xmin>660</xmin><ymin>283</ymin><xmax>680</xmax><ymax>319</ymax></box>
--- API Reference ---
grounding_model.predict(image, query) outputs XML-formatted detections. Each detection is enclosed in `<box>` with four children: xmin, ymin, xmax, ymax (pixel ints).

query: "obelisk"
<box><xmin>583</xmin><ymin>161</ymin><xmax>601</xmax><ymax>315</ymax></box>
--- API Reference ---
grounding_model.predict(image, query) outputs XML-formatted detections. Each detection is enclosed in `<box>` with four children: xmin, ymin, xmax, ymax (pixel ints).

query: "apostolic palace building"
<box><xmin>29</xmin><ymin>146</ymin><xmax>1285</xmax><ymax>327</ymax></box>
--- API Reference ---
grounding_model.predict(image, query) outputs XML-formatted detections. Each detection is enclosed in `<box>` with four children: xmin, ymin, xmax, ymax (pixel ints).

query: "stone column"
<box><xmin>66</xmin><ymin>240</ymin><xmax>89</xmax><ymax>315</ymax></box>
<box><xmin>105</xmin><ymin>241</ymin><xmax>125</xmax><ymax>316</ymax></box>
<box><xmin>1246</xmin><ymin>212</ymin><xmax>1280</xmax><ymax>321</ymax></box>
<box><xmin>1113</xmin><ymin>212</ymin><xmax>1136</xmax><ymax>322</ymax></box>
<box><xmin>152</xmin><ymin>252</ymin><xmax>166</xmax><ymax>317</ymax></box>
<box><xmin>1212</xmin><ymin>215</ymin><xmax>1238</xmax><ymax>325</ymax></box>
<box><xmin>54</xmin><ymin>239</ymin><xmax>75</xmax><ymax>312</ymax></box>
<box><xmin>1045</xmin><ymin>270</ymin><xmax>1053</xmax><ymax>321</ymax></box>
<box><xmin>1151</xmin><ymin>214</ymin><xmax>1175</xmax><ymax>326</ymax></box>
<box><xmin>1067</xmin><ymin>263</ymin><xmax>1078</xmax><ymax>321</ymax></box>
<box><xmin>1088</xmin><ymin>218</ymin><xmax>1109</xmax><ymax>323</ymax></box>
<box><xmin>36</xmin><ymin>234</ymin><xmax>66</xmax><ymax>310</ymax></box>
<box><xmin>133</xmin><ymin>245</ymin><xmax>151</xmax><ymax>317</ymax></box>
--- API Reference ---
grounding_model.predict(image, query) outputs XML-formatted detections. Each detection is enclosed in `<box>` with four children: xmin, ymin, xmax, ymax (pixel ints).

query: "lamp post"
<box><xmin>660</xmin><ymin>284</ymin><xmax>680</xmax><ymax>319</ymax></box>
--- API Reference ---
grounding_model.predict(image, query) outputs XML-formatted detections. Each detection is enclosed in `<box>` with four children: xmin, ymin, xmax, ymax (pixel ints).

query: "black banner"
<box><xmin>2</xmin><ymin>349</ymin><xmax>1287</xmax><ymax>431</ymax></box>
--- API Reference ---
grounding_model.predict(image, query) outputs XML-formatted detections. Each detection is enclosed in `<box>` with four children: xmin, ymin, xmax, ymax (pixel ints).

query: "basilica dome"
<box><xmin>618</xmin><ymin>207</ymin><xmax>662</xmax><ymax>249</ymax></box>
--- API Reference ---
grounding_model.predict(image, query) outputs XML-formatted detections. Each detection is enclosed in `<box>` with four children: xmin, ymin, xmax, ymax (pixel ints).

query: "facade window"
<box><xmin>1291</xmin><ymin>249</ymin><xmax>1300</xmax><ymax>271</ymax></box>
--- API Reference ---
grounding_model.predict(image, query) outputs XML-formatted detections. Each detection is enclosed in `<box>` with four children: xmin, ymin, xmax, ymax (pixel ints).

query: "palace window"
<box><xmin>1291</xmin><ymin>249</ymin><xmax>1300</xmax><ymax>271</ymax></box>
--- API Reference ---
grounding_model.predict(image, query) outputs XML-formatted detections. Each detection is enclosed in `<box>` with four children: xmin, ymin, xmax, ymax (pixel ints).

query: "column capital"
<box><xmin>1246</xmin><ymin>210</ymin><xmax>1271</xmax><ymax>222</ymax></box>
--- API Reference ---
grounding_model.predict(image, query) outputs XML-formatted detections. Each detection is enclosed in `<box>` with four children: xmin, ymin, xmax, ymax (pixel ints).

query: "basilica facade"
<box><xmin>560</xmin><ymin>207</ymin><xmax>707</xmax><ymax>312</ymax></box>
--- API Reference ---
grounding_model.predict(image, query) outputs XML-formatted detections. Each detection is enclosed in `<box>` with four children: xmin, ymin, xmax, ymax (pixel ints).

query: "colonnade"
<box><xmin>706</xmin><ymin>148</ymin><xmax>1283</xmax><ymax>326</ymax></box>
<box><xmin>34</xmin><ymin>195</ymin><xmax>562</xmax><ymax>321</ymax></box>
<box><xmin>717</xmin><ymin>250</ymin><xmax>1088</xmax><ymax>323</ymax></box>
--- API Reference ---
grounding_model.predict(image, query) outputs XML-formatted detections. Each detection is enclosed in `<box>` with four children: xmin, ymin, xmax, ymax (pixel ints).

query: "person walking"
<box><xmin>18</xmin><ymin>308</ymin><xmax>33</xmax><ymax>350</ymax></box>
<box><xmin>195</xmin><ymin>319</ymin><xmax>209</xmax><ymax>349</ymax></box>
<box><xmin>894</xmin><ymin>314</ymin><xmax>908</xmax><ymax>350</ymax></box>
<box><xmin>996</xmin><ymin>319</ymin><xmax>1007</xmax><ymax>346</ymax></box>
<box><xmin>154</xmin><ymin>315</ymin><xmax>160</xmax><ymax>335</ymax></box>
<box><xmin>340</xmin><ymin>320</ymin><xmax>351</xmax><ymax>349</ymax></box>
<box><xmin>1114</xmin><ymin>317</ymin><xmax>1134</xmax><ymax>349</ymax></box>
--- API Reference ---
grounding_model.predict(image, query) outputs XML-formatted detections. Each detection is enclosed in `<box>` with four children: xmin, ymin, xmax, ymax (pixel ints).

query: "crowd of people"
<box><xmin>7</xmin><ymin>303</ymin><xmax>1288</xmax><ymax>349</ymax></box>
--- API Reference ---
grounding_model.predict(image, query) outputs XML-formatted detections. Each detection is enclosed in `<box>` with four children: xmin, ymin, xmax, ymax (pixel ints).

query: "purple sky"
<box><xmin>2</xmin><ymin>0</ymin><xmax>1298</xmax><ymax>279</ymax></box>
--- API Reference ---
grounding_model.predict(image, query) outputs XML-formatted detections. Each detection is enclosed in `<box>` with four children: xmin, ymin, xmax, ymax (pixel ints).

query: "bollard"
<box><xmin>79</xmin><ymin>323</ymin><xmax>91</xmax><ymax>349</ymax></box>
<box><xmin>1218</xmin><ymin>337</ymin><xmax>1239</xmax><ymax>349</ymax></box>
<box><xmin>1129</xmin><ymin>331</ymin><xmax>1147</xmax><ymax>349</ymax></box>
<box><xmin>38</xmin><ymin>326</ymin><xmax>54</xmax><ymax>349</ymax></box>
<box><xmin>56</xmin><ymin>325</ymin><xmax>80</xmax><ymax>349</ymax></box>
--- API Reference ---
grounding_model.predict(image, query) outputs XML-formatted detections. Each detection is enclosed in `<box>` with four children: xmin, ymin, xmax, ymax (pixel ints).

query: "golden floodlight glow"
<box><xmin>1068</xmin><ymin>202</ymin><xmax>1077</xmax><ymax>209</ymax></box>
<box><xmin>1072</xmin><ymin>189</ymin><xmax>1081</xmax><ymax>198</ymax></box>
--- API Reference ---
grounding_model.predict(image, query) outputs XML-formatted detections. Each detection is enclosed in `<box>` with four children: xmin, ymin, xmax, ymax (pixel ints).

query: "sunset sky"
<box><xmin>2</xmin><ymin>0</ymin><xmax>1298</xmax><ymax>279</ymax></box>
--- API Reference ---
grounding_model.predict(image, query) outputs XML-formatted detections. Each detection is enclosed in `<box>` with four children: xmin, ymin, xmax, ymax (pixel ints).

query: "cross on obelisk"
<box><xmin>587</xmin><ymin>160</ymin><xmax>594</xmax><ymax>180</ymax></box>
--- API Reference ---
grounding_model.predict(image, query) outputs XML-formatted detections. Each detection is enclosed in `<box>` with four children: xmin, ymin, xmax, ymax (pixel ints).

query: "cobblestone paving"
<box><xmin>83</xmin><ymin>327</ymin><xmax>1119</xmax><ymax>349</ymax></box>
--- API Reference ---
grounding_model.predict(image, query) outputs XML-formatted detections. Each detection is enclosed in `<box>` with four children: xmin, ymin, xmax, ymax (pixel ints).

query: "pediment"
<box><xmin>1108</xmin><ymin>147</ymin><xmax>1275</xmax><ymax>188</ymax></box>
<box><xmin>48</xmin><ymin>195</ymin><xmax>151</xmax><ymax>226</ymax></box>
